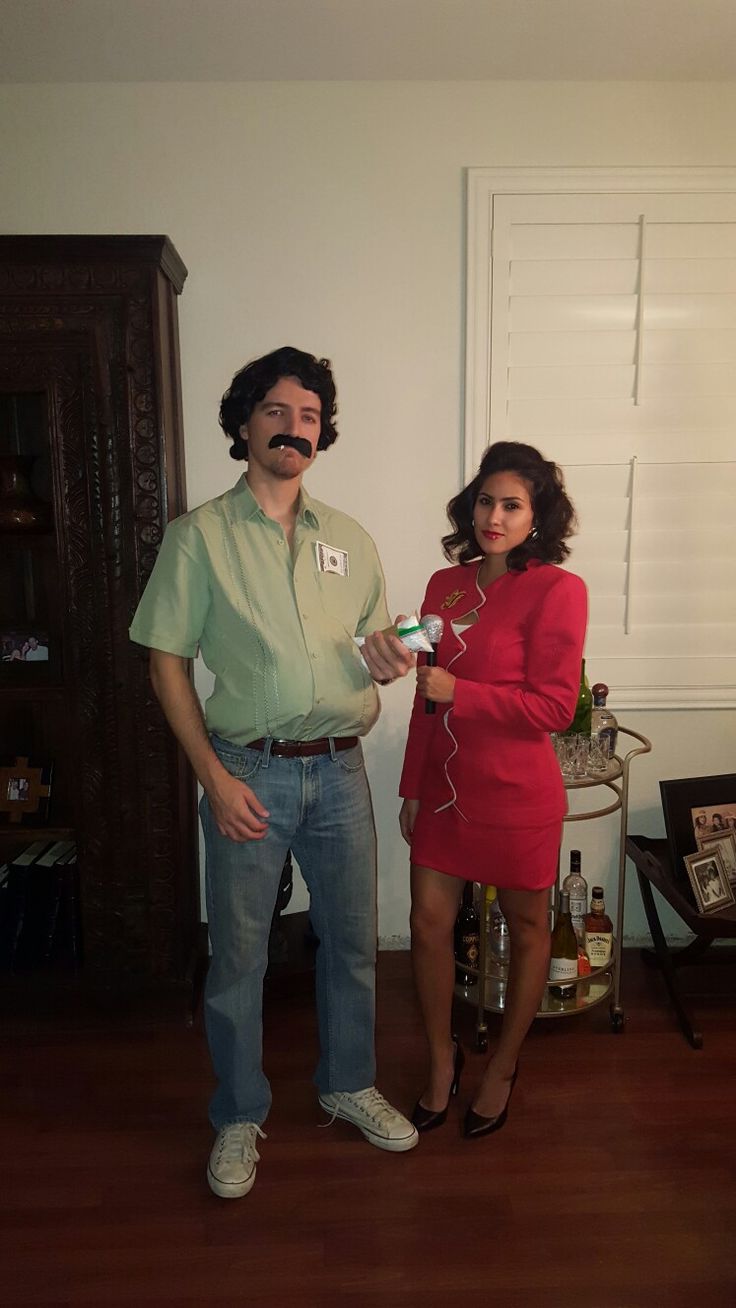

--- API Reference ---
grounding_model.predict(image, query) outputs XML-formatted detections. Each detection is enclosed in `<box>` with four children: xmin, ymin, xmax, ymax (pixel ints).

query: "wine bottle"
<box><xmin>561</xmin><ymin>849</ymin><xmax>588</xmax><ymax>943</ymax></box>
<box><xmin>565</xmin><ymin>659</ymin><xmax>592</xmax><ymax>735</ymax></box>
<box><xmin>590</xmin><ymin>682</ymin><xmax>618</xmax><ymax>757</ymax></box>
<box><xmin>584</xmin><ymin>885</ymin><xmax>613</xmax><ymax>968</ymax></box>
<box><xmin>549</xmin><ymin>890</ymin><xmax>578</xmax><ymax>998</ymax></box>
<box><xmin>454</xmin><ymin>881</ymin><xmax>480</xmax><ymax>986</ymax></box>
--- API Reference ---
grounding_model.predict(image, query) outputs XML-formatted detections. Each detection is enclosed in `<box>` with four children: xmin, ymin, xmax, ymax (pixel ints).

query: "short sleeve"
<box><xmin>129</xmin><ymin>518</ymin><xmax>212</xmax><ymax>657</ymax></box>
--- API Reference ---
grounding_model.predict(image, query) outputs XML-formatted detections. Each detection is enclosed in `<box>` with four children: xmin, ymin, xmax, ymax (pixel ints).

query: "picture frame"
<box><xmin>0</xmin><ymin>629</ymin><xmax>49</xmax><ymax>663</ymax></box>
<box><xmin>659</xmin><ymin>774</ymin><xmax>736</xmax><ymax>892</ymax></box>
<box><xmin>0</xmin><ymin>756</ymin><xmax>53</xmax><ymax>826</ymax></box>
<box><xmin>683</xmin><ymin>847</ymin><xmax>735</xmax><ymax>915</ymax></box>
<box><xmin>697</xmin><ymin>831</ymin><xmax>736</xmax><ymax>891</ymax></box>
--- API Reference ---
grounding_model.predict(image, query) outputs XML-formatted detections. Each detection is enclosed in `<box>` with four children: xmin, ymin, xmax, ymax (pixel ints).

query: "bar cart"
<box><xmin>459</xmin><ymin>727</ymin><xmax>652</xmax><ymax>1051</ymax></box>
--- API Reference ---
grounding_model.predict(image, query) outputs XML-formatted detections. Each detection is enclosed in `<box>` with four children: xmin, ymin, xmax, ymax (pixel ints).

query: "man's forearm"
<box><xmin>148</xmin><ymin>650</ymin><xmax>224</xmax><ymax>792</ymax></box>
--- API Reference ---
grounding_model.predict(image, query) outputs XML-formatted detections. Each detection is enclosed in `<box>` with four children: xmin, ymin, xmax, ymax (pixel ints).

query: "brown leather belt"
<box><xmin>245</xmin><ymin>736</ymin><xmax>359</xmax><ymax>758</ymax></box>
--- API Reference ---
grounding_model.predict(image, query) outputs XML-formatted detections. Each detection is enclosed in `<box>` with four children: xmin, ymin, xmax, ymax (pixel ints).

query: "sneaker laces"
<box><xmin>216</xmin><ymin>1122</ymin><xmax>266</xmax><ymax>1167</ymax></box>
<box><xmin>320</xmin><ymin>1086</ymin><xmax>396</xmax><ymax>1129</ymax></box>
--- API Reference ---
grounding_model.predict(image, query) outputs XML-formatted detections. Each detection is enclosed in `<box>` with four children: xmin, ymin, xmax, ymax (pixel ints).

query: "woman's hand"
<box><xmin>416</xmin><ymin>665</ymin><xmax>456</xmax><ymax>705</ymax></box>
<box><xmin>399</xmin><ymin>798</ymin><xmax>420</xmax><ymax>845</ymax></box>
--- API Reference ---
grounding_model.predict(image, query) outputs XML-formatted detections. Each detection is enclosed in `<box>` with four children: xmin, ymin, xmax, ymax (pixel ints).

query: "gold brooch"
<box><xmin>441</xmin><ymin>589</ymin><xmax>467</xmax><ymax>610</ymax></box>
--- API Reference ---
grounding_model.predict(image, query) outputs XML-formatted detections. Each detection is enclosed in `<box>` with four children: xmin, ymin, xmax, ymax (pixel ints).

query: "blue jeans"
<box><xmin>200</xmin><ymin>735</ymin><xmax>378</xmax><ymax>1130</ymax></box>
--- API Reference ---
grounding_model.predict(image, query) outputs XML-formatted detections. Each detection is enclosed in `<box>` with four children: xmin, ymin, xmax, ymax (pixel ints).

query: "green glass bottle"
<box><xmin>566</xmin><ymin>659</ymin><xmax>592</xmax><ymax>735</ymax></box>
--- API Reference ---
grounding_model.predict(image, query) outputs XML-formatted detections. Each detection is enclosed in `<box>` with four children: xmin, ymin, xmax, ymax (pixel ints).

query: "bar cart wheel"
<box><xmin>610</xmin><ymin>1004</ymin><xmax>625</xmax><ymax>1032</ymax></box>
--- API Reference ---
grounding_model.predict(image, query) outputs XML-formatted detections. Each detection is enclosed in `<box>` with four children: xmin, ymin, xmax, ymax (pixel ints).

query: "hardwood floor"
<box><xmin>2</xmin><ymin>948</ymin><xmax>735</xmax><ymax>1307</ymax></box>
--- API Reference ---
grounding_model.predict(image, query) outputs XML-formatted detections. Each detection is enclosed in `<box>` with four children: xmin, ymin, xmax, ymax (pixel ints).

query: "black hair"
<box><xmin>219</xmin><ymin>345</ymin><xmax>338</xmax><ymax>461</ymax></box>
<box><xmin>442</xmin><ymin>440</ymin><xmax>576</xmax><ymax>572</ymax></box>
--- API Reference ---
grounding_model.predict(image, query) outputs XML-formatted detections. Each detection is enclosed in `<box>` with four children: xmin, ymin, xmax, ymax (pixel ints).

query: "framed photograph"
<box><xmin>0</xmin><ymin>756</ymin><xmax>53</xmax><ymax>826</ymax></box>
<box><xmin>697</xmin><ymin>831</ymin><xmax>736</xmax><ymax>891</ymax></box>
<box><xmin>660</xmin><ymin>774</ymin><xmax>736</xmax><ymax>891</ymax></box>
<box><xmin>683</xmin><ymin>848</ymin><xmax>735</xmax><ymax>915</ymax></box>
<box><xmin>0</xmin><ymin>629</ymin><xmax>49</xmax><ymax>663</ymax></box>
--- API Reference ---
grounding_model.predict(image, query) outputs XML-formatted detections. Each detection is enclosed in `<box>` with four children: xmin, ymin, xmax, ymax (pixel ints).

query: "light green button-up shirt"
<box><xmin>129</xmin><ymin>476</ymin><xmax>391</xmax><ymax>745</ymax></box>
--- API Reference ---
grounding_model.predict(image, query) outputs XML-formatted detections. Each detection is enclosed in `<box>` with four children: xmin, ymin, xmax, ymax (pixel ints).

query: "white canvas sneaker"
<box><xmin>207</xmin><ymin>1122</ymin><xmax>266</xmax><ymax>1198</ymax></box>
<box><xmin>318</xmin><ymin>1087</ymin><xmax>419</xmax><ymax>1152</ymax></box>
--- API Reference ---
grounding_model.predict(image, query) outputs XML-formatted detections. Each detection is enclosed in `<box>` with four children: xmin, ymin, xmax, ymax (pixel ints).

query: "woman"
<box><xmin>400</xmin><ymin>441</ymin><xmax>587</xmax><ymax>1138</ymax></box>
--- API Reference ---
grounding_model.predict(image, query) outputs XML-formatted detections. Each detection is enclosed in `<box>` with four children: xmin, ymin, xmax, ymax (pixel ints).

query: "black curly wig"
<box><xmin>442</xmin><ymin>441</ymin><xmax>577</xmax><ymax>572</ymax></box>
<box><xmin>219</xmin><ymin>345</ymin><xmax>339</xmax><ymax>461</ymax></box>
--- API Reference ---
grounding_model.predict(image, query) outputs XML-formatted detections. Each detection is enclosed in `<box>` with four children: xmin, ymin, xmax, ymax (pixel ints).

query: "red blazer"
<box><xmin>399</xmin><ymin>560</ymin><xmax>588</xmax><ymax>827</ymax></box>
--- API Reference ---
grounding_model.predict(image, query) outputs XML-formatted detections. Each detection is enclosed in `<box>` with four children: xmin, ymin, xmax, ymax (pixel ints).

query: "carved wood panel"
<box><xmin>0</xmin><ymin>238</ymin><xmax>197</xmax><ymax>996</ymax></box>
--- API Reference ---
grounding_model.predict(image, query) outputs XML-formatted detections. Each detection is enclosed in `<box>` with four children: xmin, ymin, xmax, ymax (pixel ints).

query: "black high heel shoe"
<box><xmin>412</xmin><ymin>1037</ymin><xmax>465</xmax><ymax>1133</ymax></box>
<box><xmin>463</xmin><ymin>1065</ymin><xmax>518</xmax><ymax>1139</ymax></box>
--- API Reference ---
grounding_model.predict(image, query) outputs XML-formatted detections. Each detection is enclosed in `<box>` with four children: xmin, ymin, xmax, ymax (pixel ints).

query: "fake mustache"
<box><xmin>268</xmin><ymin>434</ymin><xmax>313</xmax><ymax>459</ymax></box>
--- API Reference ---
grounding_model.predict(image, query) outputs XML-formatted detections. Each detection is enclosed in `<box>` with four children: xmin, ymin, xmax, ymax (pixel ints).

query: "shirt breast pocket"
<box><xmin>318</xmin><ymin>571</ymin><xmax>360</xmax><ymax>633</ymax></box>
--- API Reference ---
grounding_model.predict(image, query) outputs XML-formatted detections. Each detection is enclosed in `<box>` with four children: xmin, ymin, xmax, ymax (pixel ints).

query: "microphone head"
<box><xmin>421</xmin><ymin>613</ymin><xmax>444</xmax><ymax>647</ymax></box>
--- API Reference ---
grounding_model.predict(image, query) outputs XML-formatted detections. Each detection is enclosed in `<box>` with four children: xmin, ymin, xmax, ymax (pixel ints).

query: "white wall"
<box><xmin>1</xmin><ymin>80</ymin><xmax>734</xmax><ymax>943</ymax></box>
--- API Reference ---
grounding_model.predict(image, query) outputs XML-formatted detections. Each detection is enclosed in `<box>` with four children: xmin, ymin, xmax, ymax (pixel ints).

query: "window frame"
<box><xmin>464</xmin><ymin>166</ymin><xmax>736</xmax><ymax>710</ymax></box>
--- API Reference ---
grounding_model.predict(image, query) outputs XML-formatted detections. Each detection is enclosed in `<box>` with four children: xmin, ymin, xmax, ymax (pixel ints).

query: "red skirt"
<box><xmin>410</xmin><ymin>802</ymin><xmax>561</xmax><ymax>891</ymax></box>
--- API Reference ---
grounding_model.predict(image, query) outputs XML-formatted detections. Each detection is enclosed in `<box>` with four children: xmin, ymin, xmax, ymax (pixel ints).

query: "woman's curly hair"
<box><xmin>219</xmin><ymin>345</ymin><xmax>338</xmax><ymax>461</ymax></box>
<box><xmin>442</xmin><ymin>440</ymin><xmax>577</xmax><ymax>572</ymax></box>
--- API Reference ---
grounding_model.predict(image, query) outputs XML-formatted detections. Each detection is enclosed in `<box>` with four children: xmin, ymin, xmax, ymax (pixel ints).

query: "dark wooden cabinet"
<box><xmin>0</xmin><ymin>236</ymin><xmax>200</xmax><ymax>1006</ymax></box>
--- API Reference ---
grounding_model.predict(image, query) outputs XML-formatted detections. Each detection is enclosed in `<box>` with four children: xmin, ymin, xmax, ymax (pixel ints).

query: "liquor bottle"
<box><xmin>561</xmin><ymin>849</ymin><xmax>588</xmax><ymax>943</ymax></box>
<box><xmin>548</xmin><ymin>890</ymin><xmax>578</xmax><ymax>998</ymax></box>
<box><xmin>454</xmin><ymin>881</ymin><xmax>480</xmax><ymax>986</ymax></box>
<box><xmin>565</xmin><ymin>659</ymin><xmax>592</xmax><ymax>735</ymax></box>
<box><xmin>485</xmin><ymin>886</ymin><xmax>510</xmax><ymax>980</ymax></box>
<box><xmin>576</xmin><ymin>939</ymin><xmax>591</xmax><ymax>999</ymax></box>
<box><xmin>591</xmin><ymin>683</ymin><xmax>618</xmax><ymax>757</ymax></box>
<box><xmin>584</xmin><ymin>885</ymin><xmax>613</xmax><ymax>968</ymax></box>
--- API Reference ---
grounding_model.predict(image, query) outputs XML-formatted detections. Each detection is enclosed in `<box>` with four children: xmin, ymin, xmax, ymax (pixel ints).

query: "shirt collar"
<box><xmin>232</xmin><ymin>474</ymin><xmax>320</xmax><ymax>529</ymax></box>
<box><xmin>297</xmin><ymin>484</ymin><xmax>321</xmax><ymax>529</ymax></box>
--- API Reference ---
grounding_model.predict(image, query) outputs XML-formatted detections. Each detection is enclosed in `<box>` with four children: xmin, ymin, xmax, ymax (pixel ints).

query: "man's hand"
<box><xmin>206</xmin><ymin>769</ymin><xmax>270</xmax><ymax>842</ymax></box>
<box><xmin>416</xmin><ymin>665</ymin><xmax>456</xmax><ymax>705</ymax></box>
<box><xmin>361</xmin><ymin>615</ymin><xmax>416</xmax><ymax>684</ymax></box>
<box><xmin>399</xmin><ymin>798</ymin><xmax>419</xmax><ymax>845</ymax></box>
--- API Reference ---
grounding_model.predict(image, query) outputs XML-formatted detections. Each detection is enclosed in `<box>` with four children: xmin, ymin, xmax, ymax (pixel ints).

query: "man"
<box><xmin>23</xmin><ymin>636</ymin><xmax>48</xmax><ymax>661</ymax></box>
<box><xmin>130</xmin><ymin>345</ymin><xmax>415</xmax><ymax>1199</ymax></box>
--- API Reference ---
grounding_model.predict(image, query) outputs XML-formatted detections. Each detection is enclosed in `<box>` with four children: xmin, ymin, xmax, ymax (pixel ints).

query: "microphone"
<box><xmin>421</xmin><ymin>614</ymin><xmax>444</xmax><ymax>715</ymax></box>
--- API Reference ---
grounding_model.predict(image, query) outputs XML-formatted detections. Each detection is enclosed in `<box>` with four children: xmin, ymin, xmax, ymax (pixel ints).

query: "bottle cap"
<box><xmin>559</xmin><ymin>890</ymin><xmax>570</xmax><ymax>913</ymax></box>
<box><xmin>591</xmin><ymin>682</ymin><xmax>609</xmax><ymax>700</ymax></box>
<box><xmin>592</xmin><ymin>885</ymin><xmax>604</xmax><ymax>898</ymax></box>
<box><xmin>570</xmin><ymin>849</ymin><xmax>581</xmax><ymax>869</ymax></box>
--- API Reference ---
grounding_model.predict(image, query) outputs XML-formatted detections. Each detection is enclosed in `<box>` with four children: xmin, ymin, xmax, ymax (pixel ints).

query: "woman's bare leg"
<box><xmin>471</xmin><ymin>885</ymin><xmax>550</xmax><ymax>1118</ymax></box>
<box><xmin>410</xmin><ymin>864</ymin><xmax>465</xmax><ymax>1110</ymax></box>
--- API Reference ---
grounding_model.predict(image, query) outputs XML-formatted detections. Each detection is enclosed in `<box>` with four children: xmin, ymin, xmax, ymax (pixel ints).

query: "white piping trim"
<box><xmin>433</xmin><ymin>566</ymin><xmax>488</xmax><ymax>821</ymax></box>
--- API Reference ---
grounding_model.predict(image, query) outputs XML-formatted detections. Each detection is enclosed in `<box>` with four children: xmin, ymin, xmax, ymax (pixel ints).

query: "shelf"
<box><xmin>456</xmin><ymin>971</ymin><xmax>613</xmax><ymax>1017</ymax></box>
<box><xmin>458</xmin><ymin>942</ymin><xmax>615</xmax><ymax>1017</ymax></box>
<box><xmin>0</xmin><ymin>684</ymin><xmax>66</xmax><ymax>700</ymax></box>
<box><xmin>0</xmin><ymin>529</ymin><xmax>56</xmax><ymax>547</ymax></box>
<box><xmin>564</xmin><ymin>756</ymin><xmax>623</xmax><ymax>788</ymax></box>
<box><xmin>0</xmin><ymin>825</ymin><xmax>75</xmax><ymax>842</ymax></box>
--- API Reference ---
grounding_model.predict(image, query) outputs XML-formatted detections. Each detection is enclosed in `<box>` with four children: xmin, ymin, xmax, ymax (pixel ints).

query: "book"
<box><xmin>35</xmin><ymin>840</ymin><xmax>76</xmax><ymax>868</ymax></box>
<box><xmin>11</xmin><ymin>840</ymin><xmax>55</xmax><ymax>868</ymax></box>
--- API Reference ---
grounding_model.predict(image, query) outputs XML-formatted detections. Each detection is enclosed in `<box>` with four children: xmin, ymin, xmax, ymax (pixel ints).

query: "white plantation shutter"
<box><xmin>465</xmin><ymin>168</ymin><xmax>736</xmax><ymax>708</ymax></box>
